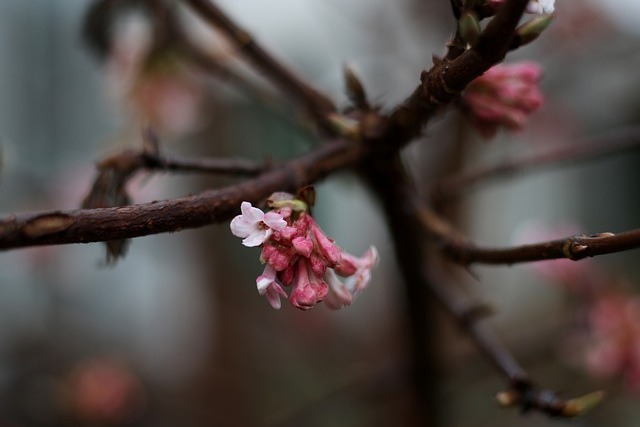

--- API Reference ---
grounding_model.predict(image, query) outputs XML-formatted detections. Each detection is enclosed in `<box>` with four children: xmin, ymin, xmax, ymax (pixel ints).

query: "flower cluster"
<box><xmin>230</xmin><ymin>193</ymin><xmax>378</xmax><ymax>310</ymax></box>
<box><xmin>462</xmin><ymin>61</ymin><xmax>544</xmax><ymax>139</ymax></box>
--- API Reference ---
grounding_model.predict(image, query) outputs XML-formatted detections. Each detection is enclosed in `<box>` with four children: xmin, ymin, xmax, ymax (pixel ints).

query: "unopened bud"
<box><xmin>343</xmin><ymin>65</ymin><xmax>369</xmax><ymax>109</ymax></box>
<box><xmin>496</xmin><ymin>390</ymin><xmax>519</xmax><ymax>407</ymax></box>
<box><xmin>459</xmin><ymin>11</ymin><xmax>481</xmax><ymax>47</ymax></box>
<box><xmin>561</xmin><ymin>391</ymin><xmax>605</xmax><ymax>418</ymax></box>
<box><xmin>516</xmin><ymin>14</ymin><xmax>554</xmax><ymax>45</ymax></box>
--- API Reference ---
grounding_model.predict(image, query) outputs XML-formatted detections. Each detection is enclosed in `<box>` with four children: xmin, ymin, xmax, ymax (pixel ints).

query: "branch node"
<box><xmin>563</xmin><ymin>236</ymin><xmax>589</xmax><ymax>260</ymax></box>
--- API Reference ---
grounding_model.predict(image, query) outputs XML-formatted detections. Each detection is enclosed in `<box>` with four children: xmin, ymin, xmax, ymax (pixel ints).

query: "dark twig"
<box><xmin>182</xmin><ymin>0</ymin><xmax>336</xmax><ymax>129</ymax></box>
<box><xmin>435</xmin><ymin>125</ymin><xmax>640</xmax><ymax>201</ymax></box>
<box><xmin>428</xmin><ymin>271</ymin><xmax>603</xmax><ymax>417</ymax></box>
<box><xmin>415</xmin><ymin>199</ymin><xmax>640</xmax><ymax>265</ymax></box>
<box><xmin>0</xmin><ymin>140</ymin><xmax>362</xmax><ymax>250</ymax></box>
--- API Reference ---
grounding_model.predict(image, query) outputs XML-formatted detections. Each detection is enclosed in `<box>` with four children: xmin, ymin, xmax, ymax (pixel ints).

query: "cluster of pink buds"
<box><xmin>462</xmin><ymin>61</ymin><xmax>544</xmax><ymax>139</ymax></box>
<box><xmin>230</xmin><ymin>192</ymin><xmax>378</xmax><ymax>310</ymax></box>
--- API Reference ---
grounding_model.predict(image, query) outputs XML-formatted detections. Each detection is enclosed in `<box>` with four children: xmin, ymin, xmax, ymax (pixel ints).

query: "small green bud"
<box><xmin>516</xmin><ymin>14</ymin><xmax>554</xmax><ymax>46</ymax></box>
<box><xmin>458</xmin><ymin>11</ymin><xmax>481</xmax><ymax>47</ymax></box>
<box><xmin>266</xmin><ymin>192</ymin><xmax>308</xmax><ymax>212</ymax></box>
<box><xmin>562</xmin><ymin>391</ymin><xmax>605</xmax><ymax>418</ymax></box>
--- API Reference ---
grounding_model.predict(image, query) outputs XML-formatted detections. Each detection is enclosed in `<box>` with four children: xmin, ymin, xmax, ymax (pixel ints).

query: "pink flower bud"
<box><xmin>310</xmin><ymin>218</ymin><xmax>341</xmax><ymax>267</ymax></box>
<box><xmin>261</xmin><ymin>244</ymin><xmax>294</xmax><ymax>272</ymax></box>
<box><xmin>308</xmin><ymin>254</ymin><xmax>328</xmax><ymax>278</ymax></box>
<box><xmin>292</xmin><ymin>236</ymin><xmax>314</xmax><ymax>257</ymax></box>
<box><xmin>462</xmin><ymin>61</ymin><xmax>544</xmax><ymax>139</ymax></box>
<box><xmin>290</xmin><ymin>260</ymin><xmax>328</xmax><ymax>311</ymax></box>
<box><xmin>277</xmin><ymin>264</ymin><xmax>296</xmax><ymax>286</ymax></box>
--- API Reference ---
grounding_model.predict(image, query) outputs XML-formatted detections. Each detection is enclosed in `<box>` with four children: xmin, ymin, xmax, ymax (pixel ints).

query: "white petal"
<box><xmin>230</xmin><ymin>216</ymin><xmax>257</xmax><ymax>238</ymax></box>
<box><xmin>240</xmin><ymin>201</ymin><xmax>264</xmax><ymax>223</ymax></box>
<box><xmin>242</xmin><ymin>229</ymin><xmax>269</xmax><ymax>247</ymax></box>
<box><xmin>256</xmin><ymin>265</ymin><xmax>277</xmax><ymax>293</ymax></box>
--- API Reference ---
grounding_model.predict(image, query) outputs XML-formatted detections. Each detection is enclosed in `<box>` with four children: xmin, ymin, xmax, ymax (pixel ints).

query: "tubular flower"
<box><xmin>256</xmin><ymin>264</ymin><xmax>288</xmax><ymax>310</ymax></box>
<box><xmin>462</xmin><ymin>61</ymin><xmax>544</xmax><ymax>139</ymax></box>
<box><xmin>229</xmin><ymin>192</ymin><xmax>379</xmax><ymax>310</ymax></box>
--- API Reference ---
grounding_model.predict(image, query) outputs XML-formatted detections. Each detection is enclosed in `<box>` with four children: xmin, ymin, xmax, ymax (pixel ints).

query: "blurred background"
<box><xmin>1</xmin><ymin>0</ymin><xmax>640</xmax><ymax>426</ymax></box>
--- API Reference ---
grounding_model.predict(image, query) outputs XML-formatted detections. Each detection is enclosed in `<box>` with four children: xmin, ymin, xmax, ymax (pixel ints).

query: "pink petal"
<box><xmin>263</xmin><ymin>211</ymin><xmax>287</xmax><ymax>230</ymax></box>
<box><xmin>264</xmin><ymin>283</ymin><xmax>288</xmax><ymax>310</ymax></box>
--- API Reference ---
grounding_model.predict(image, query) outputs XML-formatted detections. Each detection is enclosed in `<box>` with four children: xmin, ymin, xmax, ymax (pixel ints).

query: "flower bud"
<box><xmin>516</xmin><ymin>15</ymin><xmax>554</xmax><ymax>46</ymax></box>
<box><xmin>458</xmin><ymin>11</ymin><xmax>481</xmax><ymax>47</ymax></box>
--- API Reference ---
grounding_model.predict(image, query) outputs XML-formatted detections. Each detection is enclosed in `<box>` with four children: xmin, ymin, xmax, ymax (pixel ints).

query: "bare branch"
<box><xmin>386</xmin><ymin>0</ymin><xmax>530</xmax><ymax>145</ymax></box>
<box><xmin>416</xmin><ymin>200</ymin><xmax>640</xmax><ymax>265</ymax></box>
<box><xmin>0</xmin><ymin>140</ymin><xmax>363</xmax><ymax>250</ymax></box>
<box><xmin>435</xmin><ymin>125</ymin><xmax>640</xmax><ymax>201</ymax></box>
<box><xmin>428</xmin><ymin>274</ymin><xmax>602</xmax><ymax>418</ymax></box>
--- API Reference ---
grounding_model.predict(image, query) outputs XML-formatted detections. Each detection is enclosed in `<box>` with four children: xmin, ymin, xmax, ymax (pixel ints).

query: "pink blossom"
<box><xmin>256</xmin><ymin>264</ymin><xmax>288</xmax><ymax>309</ymax></box>
<box><xmin>309</xmin><ymin>217</ymin><xmax>341</xmax><ymax>267</ymax></box>
<box><xmin>462</xmin><ymin>61</ymin><xmax>544</xmax><ymax>139</ymax></box>
<box><xmin>290</xmin><ymin>259</ymin><xmax>329</xmax><ymax>310</ymax></box>
<box><xmin>324</xmin><ymin>269</ymin><xmax>353</xmax><ymax>310</ymax></box>
<box><xmin>585</xmin><ymin>291</ymin><xmax>640</xmax><ymax>391</ymax></box>
<box><xmin>230</xmin><ymin>202</ymin><xmax>287</xmax><ymax>247</ymax></box>
<box><xmin>231</xmin><ymin>193</ymin><xmax>378</xmax><ymax>311</ymax></box>
<box><xmin>105</xmin><ymin>17</ymin><xmax>205</xmax><ymax>135</ymax></box>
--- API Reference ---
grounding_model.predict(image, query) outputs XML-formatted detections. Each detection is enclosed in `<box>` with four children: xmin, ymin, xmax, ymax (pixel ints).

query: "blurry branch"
<box><xmin>434</xmin><ymin>125</ymin><xmax>640</xmax><ymax>201</ymax></box>
<box><xmin>0</xmin><ymin>139</ymin><xmax>362</xmax><ymax>250</ymax></box>
<box><xmin>416</xmin><ymin>200</ymin><xmax>640</xmax><ymax>265</ymax></box>
<box><xmin>363</xmin><ymin>147</ymin><xmax>602</xmax><ymax>419</ymax></box>
<box><xmin>182</xmin><ymin>0</ymin><xmax>337</xmax><ymax>131</ymax></box>
<box><xmin>428</xmin><ymin>271</ymin><xmax>603</xmax><ymax>417</ymax></box>
<box><xmin>386</xmin><ymin>0</ymin><xmax>530</xmax><ymax>144</ymax></box>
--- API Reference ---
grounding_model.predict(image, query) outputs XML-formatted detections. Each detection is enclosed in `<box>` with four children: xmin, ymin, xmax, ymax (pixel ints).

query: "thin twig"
<box><xmin>182</xmin><ymin>0</ymin><xmax>336</xmax><ymax>130</ymax></box>
<box><xmin>435</xmin><ymin>125</ymin><xmax>640</xmax><ymax>201</ymax></box>
<box><xmin>415</xmin><ymin>199</ymin><xmax>640</xmax><ymax>265</ymax></box>
<box><xmin>428</xmin><ymin>271</ymin><xmax>603</xmax><ymax>417</ymax></box>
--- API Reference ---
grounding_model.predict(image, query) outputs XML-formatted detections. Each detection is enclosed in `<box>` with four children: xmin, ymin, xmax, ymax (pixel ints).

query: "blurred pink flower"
<box><xmin>105</xmin><ymin>17</ymin><xmax>205</xmax><ymax>135</ymax></box>
<box><xmin>256</xmin><ymin>264</ymin><xmax>288</xmax><ymax>309</ymax></box>
<box><xmin>585</xmin><ymin>291</ymin><xmax>640</xmax><ymax>391</ymax></box>
<box><xmin>462</xmin><ymin>62</ymin><xmax>544</xmax><ymax>139</ymax></box>
<box><xmin>67</xmin><ymin>358</ymin><xmax>145</xmax><ymax>423</ymax></box>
